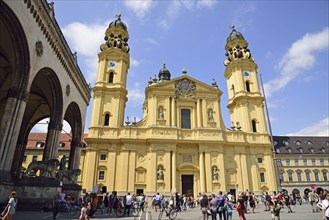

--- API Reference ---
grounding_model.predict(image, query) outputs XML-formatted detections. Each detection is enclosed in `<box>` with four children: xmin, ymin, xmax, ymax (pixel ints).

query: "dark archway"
<box><xmin>0</xmin><ymin>1</ymin><xmax>30</xmax><ymax>181</ymax></box>
<box><xmin>64</xmin><ymin>102</ymin><xmax>83</xmax><ymax>170</ymax></box>
<box><xmin>11</xmin><ymin>68</ymin><xmax>63</xmax><ymax>179</ymax></box>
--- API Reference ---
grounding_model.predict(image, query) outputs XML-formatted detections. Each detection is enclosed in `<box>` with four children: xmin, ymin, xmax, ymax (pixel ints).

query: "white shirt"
<box><xmin>8</xmin><ymin>198</ymin><xmax>16</xmax><ymax>215</ymax></box>
<box><xmin>322</xmin><ymin>199</ymin><xmax>329</xmax><ymax>217</ymax></box>
<box><xmin>126</xmin><ymin>195</ymin><xmax>132</xmax><ymax>205</ymax></box>
<box><xmin>80</xmin><ymin>207</ymin><xmax>87</xmax><ymax>218</ymax></box>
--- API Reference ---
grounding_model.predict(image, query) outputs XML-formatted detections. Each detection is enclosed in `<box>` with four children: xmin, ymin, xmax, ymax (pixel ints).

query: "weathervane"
<box><xmin>115</xmin><ymin>13</ymin><xmax>121</xmax><ymax>19</ymax></box>
<box><xmin>230</xmin><ymin>22</ymin><xmax>235</xmax><ymax>30</ymax></box>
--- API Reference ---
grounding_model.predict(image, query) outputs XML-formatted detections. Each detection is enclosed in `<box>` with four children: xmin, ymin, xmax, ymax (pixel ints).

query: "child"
<box><xmin>1</xmin><ymin>191</ymin><xmax>17</xmax><ymax>220</ymax></box>
<box><xmin>79</xmin><ymin>203</ymin><xmax>87</xmax><ymax>220</ymax></box>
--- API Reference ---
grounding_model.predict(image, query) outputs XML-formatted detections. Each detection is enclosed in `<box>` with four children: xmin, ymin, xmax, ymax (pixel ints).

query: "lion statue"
<box><xmin>26</xmin><ymin>159</ymin><xmax>59</xmax><ymax>178</ymax></box>
<box><xmin>56</xmin><ymin>169</ymin><xmax>81</xmax><ymax>183</ymax></box>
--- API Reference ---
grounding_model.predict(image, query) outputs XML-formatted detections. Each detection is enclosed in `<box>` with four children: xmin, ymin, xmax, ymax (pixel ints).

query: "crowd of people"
<box><xmin>47</xmin><ymin>188</ymin><xmax>329</xmax><ymax>220</ymax></box>
<box><xmin>1</xmin><ymin>188</ymin><xmax>329</xmax><ymax>220</ymax></box>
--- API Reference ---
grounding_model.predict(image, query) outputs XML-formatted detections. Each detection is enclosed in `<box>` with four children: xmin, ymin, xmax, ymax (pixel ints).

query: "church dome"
<box><xmin>158</xmin><ymin>64</ymin><xmax>171</xmax><ymax>81</ymax></box>
<box><xmin>109</xmin><ymin>14</ymin><xmax>127</xmax><ymax>31</ymax></box>
<box><xmin>226</xmin><ymin>27</ymin><xmax>245</xmax><ymax>43</ymax></box>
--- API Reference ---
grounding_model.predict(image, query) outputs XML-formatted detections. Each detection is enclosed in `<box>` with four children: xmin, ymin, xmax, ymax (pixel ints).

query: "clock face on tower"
<box><xmin>243</xmin><ymin>70</ymin><xmax>251</xmax><ymax>78</ymax></box>
<box><xmin>108</xmin><ymin>60</ymin><xmax>117</xmax><ymax>69</ymax></box>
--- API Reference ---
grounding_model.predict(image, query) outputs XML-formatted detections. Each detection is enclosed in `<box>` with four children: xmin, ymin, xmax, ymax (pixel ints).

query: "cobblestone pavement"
<box><xmin>9</xmin><ymin>202</ymin><xmax>322</xmax><ymax>220</ymax></box>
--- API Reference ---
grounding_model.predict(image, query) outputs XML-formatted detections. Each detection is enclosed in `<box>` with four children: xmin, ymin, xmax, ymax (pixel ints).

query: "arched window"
<box><xmin>104</xmin><ymin>113</ymin><xmax>110</xmax><ymax>126</ymax></box>
<box><xmin>252</xmin><ymin>119</ymin><xmax>257</xmax><ymax>132</ymax></box>
<box><xmin>109</xmin><ymin>72</ymin><xmax>114</xmax><ymax>83</ymax></box>
<box><xmin>245</xmin><ymin>81</ymin><xmax>251</xmax><ymax>92</ymax></box>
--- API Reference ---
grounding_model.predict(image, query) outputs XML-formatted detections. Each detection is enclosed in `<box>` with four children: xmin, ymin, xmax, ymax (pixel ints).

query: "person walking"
<box><xmin>52</xmin><ymin>191</ymin><xmax>61</xmax><ymax>219</ymax></box>
<box><xmin>200</xmin><ymin>194</ymin><xmax>209</xmax><ymax>220</ymax></box>
<box><xmin>124</xmin><ymin>192</ymin><xmax>132</xmax><ymax>216</ymax></box>
<box><xmin>217</xmin><ymin>191</ymin><xmax>226</xmax><ymax>220</ymax></box>
<box><xmin>79</xmin><ymin>203</ymin><xmax>87</xmax><ymax>220</ymax></box>
<box><xmin>1</xmin><ymin>191</ymin><xmax>17</xmax><ymax>220</ymax></box>
<box><xmin>237</xmin><ymin>193</ymin><xmax>246</xmax><ymax>220</ymax></box>
<box><xmin>209</xmin><ymin>194</ymin><xmax>218</xmax><ymax>220</ymax></box>
<box><xmin>248</xmin><ymin>193</ymin><xmax>255</xmax><ymax>214</ymax></box>
<box><xmin>322</xmin><ymin>192</ymin><xmax>329</xmax><ymax>220</ymax></box>
<box><xmin>283</xmin><ymin>192</ymin><xmax>292</xmax><ymax>213</ymax></box>
<box><xmin>271</xmin><ymin>200</ymin><xmax>282</xmax><ymax>220</ymax></box>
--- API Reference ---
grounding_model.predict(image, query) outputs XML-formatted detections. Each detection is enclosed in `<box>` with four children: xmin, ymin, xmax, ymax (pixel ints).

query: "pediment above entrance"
<box><xmin>177</xmin><ymin>163</ymin><xmax>199</xmax><ymax>172</ymax></box>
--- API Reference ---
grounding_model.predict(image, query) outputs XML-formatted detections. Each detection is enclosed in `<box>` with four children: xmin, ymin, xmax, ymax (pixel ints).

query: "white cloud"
<box><xmin>232</xmin><ymin>2</ymin><xmax>256</xmax><ymax>32</ymax></box>
<box><xmin>157</xmin><ymin>0</ymin><xmax>218</xmax><ymax>30</ymax></box>
<box><xmin>287</xmin><ymin>117</ymin><xmax>329</xmax><ymax>136</ymax></box>
<box><xmin>264</xmin><ymin>27</ymin><xmax>329</xmax><ymax>97</ymax></box>
<box><xmin>196</xmin><ymin>0</ymin><xmax>217</xmax><ymax>9</ymax></box>
<box><xmin>124</xmin><ymin>0</ymin><xmax>156</xmax><ymax>18</ymax></box>
<box><xmin>62</xmin><ymin>21</ymin><xmax>142</xmax><ymax>84</ymax></box>
<box><xmin>265</xmin><ymin>51</ymin><xmax>273</xmax><ymax>59</ymax></box>
<box><xmin>62</xmin><ymin>22</ymin><xmax>106</xmax><ymax>57</ymax></box>
<box><xmin>127</xmin><ymin>82</ymin><xmax>145</xmax><ymax>107</ymax></box>
<box><xmin>131</xmin><ymin>58</ymin><xmax>141</xmax><ymax>67</ymax></box>
<box><xmin>144</xmin><ymin>38</ymin><xmax>159</xmax><ymax>46</ymax></box>
<box><xmin>31</xmin><ymin>118</ymin><xmax>71</xmax><ymax>133</ymax></box>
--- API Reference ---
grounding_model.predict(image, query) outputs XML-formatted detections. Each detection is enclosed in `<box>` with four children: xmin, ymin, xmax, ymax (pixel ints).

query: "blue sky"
<box><xmin>34</xmin><ymin>0</ymin><xmax>328</xmax><ymax>136</ymax></box>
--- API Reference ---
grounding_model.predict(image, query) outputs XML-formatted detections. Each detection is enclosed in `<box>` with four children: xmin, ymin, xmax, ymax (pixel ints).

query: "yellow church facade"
<box><xmin>83</xmin><ymin>16</ymin><xmax>278</xmax><ymax>196</ymax></box>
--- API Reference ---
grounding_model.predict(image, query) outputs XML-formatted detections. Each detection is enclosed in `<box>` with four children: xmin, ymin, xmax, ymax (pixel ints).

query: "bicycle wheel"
<box><xmin>131</xmin><ymin>207</ymin><xmax>139</xmax><ymax>217</ymax></box>
<box><xmin>158</xmin><ymin>209</ymin><xmax>164</xmax><ymax>220</ymax></box>
<box><xmin>169</xmin><ymin>209</ymin><xmax>177</xmax><ymax>220</ymax></box>
<box><xmin>68</xmin><ymin>204</ymin><xmax>77</xmax><ymax>216</ymax></box>
<box><xmin>115</xmin><ymin>205</ymin><xmax>125</xmax><ymax>217</ymax></box>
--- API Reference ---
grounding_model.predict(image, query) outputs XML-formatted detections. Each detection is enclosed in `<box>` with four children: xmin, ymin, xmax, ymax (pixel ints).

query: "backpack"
<box><xmin>266</xmin><ymin>195</ymin><xmax>271</xmax><ymax>201</ymax></box>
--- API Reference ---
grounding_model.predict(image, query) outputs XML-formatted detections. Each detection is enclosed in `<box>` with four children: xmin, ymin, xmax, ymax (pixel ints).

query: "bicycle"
<box><xmin>129</xmin><ymin>201</ymin><xmax>140</xmax><ymax>217</ymax></box>
<box><xmin>114</xmin><ymin>199</ymin><xmax>125</xmax><ymax>217</ymax></box>
<box><xmin>59</xmin><ymin>202</ymin><xmax>78</xmax><ymax>216</ymax></box>
<box><xmin>158</xmin><ymin>205</ymin><xmax>177</xmax><ymax>220</ymax></box>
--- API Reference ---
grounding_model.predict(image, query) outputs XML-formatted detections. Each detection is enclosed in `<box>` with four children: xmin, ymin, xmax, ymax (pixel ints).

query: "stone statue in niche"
<box><xmin>212</xmin><ymin>166</ymin><xmax>219</xmax><ymax>180</ymax></box>
<box><xmin>158</xmin><ymin>108</ymin><xmax>164</xmax><ymax>119</ymax></box>
<box><xmin>208</xmin><ymin>110</ymin><xmax>214</xmax><ymax>121</ymax></box>
<box><xmin>157</xmin><ymin>167</ymin><xmax>164</xmax><ymax>180</ymax></box>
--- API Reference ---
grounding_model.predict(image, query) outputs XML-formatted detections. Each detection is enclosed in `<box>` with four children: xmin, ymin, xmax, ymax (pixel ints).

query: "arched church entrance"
<box><xmin>178</xmin><ymin>163</ymin><xmax>199</xmax><ymax>197</ymax></box>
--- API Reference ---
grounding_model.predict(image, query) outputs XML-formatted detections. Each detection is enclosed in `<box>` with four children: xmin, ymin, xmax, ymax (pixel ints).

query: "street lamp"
<box><xmin>257</xmin><ymin>68</ymin><xmax>281</xmax><ymax>192</ymax></box>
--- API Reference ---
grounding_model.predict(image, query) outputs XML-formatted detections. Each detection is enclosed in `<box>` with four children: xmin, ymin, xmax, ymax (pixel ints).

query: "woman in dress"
<box><xmin>1</xmin><ymin>191</ymin><xmax>17</xmax><ymax>220</ymax></box>
<box><xmin>237</xmin><ymin>193</ymin><xmax>246</xmax><ymax>220</ymax></box>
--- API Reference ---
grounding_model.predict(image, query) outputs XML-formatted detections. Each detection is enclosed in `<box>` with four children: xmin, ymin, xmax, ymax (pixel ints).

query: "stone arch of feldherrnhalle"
<box><xmin>0</xmin><ymin>0</ymin><xmax>90</xmax><ymax>205</ymax></box>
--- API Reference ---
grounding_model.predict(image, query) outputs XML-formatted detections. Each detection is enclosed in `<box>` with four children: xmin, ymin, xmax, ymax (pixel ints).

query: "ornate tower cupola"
<box><xmin>90</xmin><ymin>15</ymin><xmax>130</xmax><ymax>129</ymax></box>
<box><xmin>224</xmin><ymin>26</ymin><xmax>254</xmax><ymax>66</ymax></box>
<box><xmin>100</xmin><ymin>14</ymin><xmax>130</xmax><ymax>53</ymax></box>
<box><xmin>158</xmin><ymin>64</ymin><xmax>171</xmax><ymax>81</ymax></box>
<box><xmin>224</xmin><ymin>26</ymin><xmax>268</xmax><ymax>134</ymax></box>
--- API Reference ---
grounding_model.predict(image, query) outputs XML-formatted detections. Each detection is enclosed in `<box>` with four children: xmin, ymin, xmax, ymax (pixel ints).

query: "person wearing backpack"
<box><xmin>224</xmin><ymin>200</ymin><xmax>233</xmax><ymax>220</ymax></box>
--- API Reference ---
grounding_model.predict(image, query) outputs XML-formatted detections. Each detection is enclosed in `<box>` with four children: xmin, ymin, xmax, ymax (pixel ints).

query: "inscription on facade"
<box><xmin>182</xmin><ymin>155</ymin><xmax>193</xmax><ymax>163</ymax></box>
